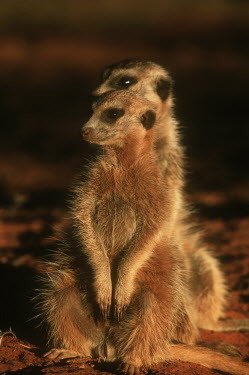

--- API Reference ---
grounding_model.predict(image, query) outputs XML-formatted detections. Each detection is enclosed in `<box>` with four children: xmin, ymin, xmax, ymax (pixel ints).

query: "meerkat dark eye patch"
<box><xmin>140</xmin><ymin>110</ymin><xmax>156</xmax><ymax>130</ymax></box>
<box><xmin>155</xmin><ymin>78</ymin><xmax>171</xmax><ymax>101</ymax></box>
<box><xmin>100</xmin><ymin>107</ymin><xmax>125</xmax><ymax>124</ymax></box>
<box><xmin>109</xmin><ymin>75</ymin><xmax>138</xmax><ymax>90</ymax></box>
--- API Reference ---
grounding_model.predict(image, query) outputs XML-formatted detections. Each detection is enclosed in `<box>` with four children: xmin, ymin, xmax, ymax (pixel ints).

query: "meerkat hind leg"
<box><xmin>112</xmin><ymin>291</ymin><xmax>173</xmax><ymax>374</ymax></box>
<box><xmin>112</xmin><ymin>285</ymin><xmax>197</xmax><ymax>374</ymax></box>
<box><xmin>42</xmin><ymin>269</ymin><xmax>104</xmax><ymax>359</ymax></box>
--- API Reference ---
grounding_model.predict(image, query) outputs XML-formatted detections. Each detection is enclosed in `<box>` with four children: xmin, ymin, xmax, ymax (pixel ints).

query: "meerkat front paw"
<box><xmin>94</xmin><ymin>276</ymin><xmax>112</xmax><ymax>319</ymax></box>
<box><xmin>114</xmin><ymin>281</ymin><xmax>133</xmax><ymax>320</ymax></box>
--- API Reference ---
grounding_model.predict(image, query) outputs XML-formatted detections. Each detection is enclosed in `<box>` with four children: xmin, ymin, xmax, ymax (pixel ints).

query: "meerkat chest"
<box><xmin>92</xmin><ymin>164</ymin><xmax>164</xmax><ymax>256</ymax></box>
<box><xmin>93</xmin><ymin>193</ymin><xmax>136</xmax><ymax>257</ymax></box>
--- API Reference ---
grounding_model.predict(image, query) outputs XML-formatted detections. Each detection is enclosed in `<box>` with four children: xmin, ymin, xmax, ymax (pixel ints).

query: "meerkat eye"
<box><xmin>100</xmin><ymin>107</ymin><xmax>125</xmax><ymax>124</ymax></box>
<box><xmin>110</xmin><ymin>75</ymin><xmax>138</xmax><ymax>90</ymax></box>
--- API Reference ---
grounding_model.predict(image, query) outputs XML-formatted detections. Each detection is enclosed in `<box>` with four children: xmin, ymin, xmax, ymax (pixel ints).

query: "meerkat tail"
<box><xmin>213</xmin><ymin>318</ymin><xmax>249</xmax><ymax>332</ymax></box>
<box><xmin>168</xmin><ymin>344</ymin><xmax>249</xmax><ymax>375</ymax></box>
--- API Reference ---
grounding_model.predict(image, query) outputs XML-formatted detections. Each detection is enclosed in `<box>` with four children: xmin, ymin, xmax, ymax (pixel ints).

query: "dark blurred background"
<box><xmin>0</xmin><ymin>0</ymin><xmax>248</xmax><ymax>198</ymax></box>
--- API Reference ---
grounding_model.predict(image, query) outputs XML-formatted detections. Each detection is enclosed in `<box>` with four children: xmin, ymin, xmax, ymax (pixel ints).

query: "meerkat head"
<box><xmin>93</xmin><ymin>59</ymin><xmax>173</xmax><ymax>117</ymax></box>
<box><xmin>81</xmin><ymin>91</ymin><xmax>156</xmax><ymax>147</ymax></box>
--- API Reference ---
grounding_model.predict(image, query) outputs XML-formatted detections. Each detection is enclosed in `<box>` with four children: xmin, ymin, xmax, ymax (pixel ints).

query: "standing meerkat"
<box><xmin>93</xmin><ymin>58</ymin><xmax>249</xmax><ymax>332</ymax></box>
<box><xmin>38</xmin><ymin>91</ymin><xmax>249</xmax><ymax>375</ymax></box>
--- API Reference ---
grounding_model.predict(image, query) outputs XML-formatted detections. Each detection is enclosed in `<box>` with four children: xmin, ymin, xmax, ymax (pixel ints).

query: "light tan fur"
<box><xmin>37</xmin><ymin>89</ymin><xmax>249</xmax><ymax>375</ymax></box>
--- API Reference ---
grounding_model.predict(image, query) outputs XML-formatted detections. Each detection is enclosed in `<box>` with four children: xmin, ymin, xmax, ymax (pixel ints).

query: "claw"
<box><xmin>93</xmin><ymin>342</ymin><xmax>108</xmax><ymax>360</ymax></box>
<box><xmin>99</xmin><ymin>302</ymin><xmax>111</xmax><ymax>320</ymax></box>
<box><xmin>44</xmin><ymin>348</ymin><xmax>83</xmax><ymax>360</ymax></box>
<box><xmin>114</xmin><ymin>303</ymin><xmax>127</xmax><ymax>321</ymax></box>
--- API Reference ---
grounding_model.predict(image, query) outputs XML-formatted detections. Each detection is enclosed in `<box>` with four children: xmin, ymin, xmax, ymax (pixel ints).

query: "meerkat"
<box><xmin>93</xmin><ymin>58</ymin><xmax>249</xmax><ymax>333</ymax></box>
<box><xmin>38</xmin><ymin>91</ymin><xmax>249</xmax><ymax>375</ymax></box>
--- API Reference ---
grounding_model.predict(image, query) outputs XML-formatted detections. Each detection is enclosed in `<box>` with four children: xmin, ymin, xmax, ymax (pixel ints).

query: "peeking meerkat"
<box><xmin>93</xmin><ymin>59</ymin><xmax>178</xmax><ymax>178</ymax></box>
<box><xmin>38</xmin><ymin>91</ymin><xmax>249</xmax><ymax>375</ymax></box>
<box><xmin>93</xmin><ymin>58</ymin><xmax>249</xmax><ymax>333</ymax></box>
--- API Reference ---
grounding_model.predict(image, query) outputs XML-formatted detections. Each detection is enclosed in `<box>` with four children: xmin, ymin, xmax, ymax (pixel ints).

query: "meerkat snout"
<box><xmin>81</xmin><ymin>127</ymin><xmax>93</xmax><ymax>137</ymax></box>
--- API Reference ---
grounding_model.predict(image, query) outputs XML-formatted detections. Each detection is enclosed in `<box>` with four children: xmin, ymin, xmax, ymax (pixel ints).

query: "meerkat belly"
<box><xmin>93</xmin><ymin>194</ymin><xmax>136</xmax><ymax>256</ymax></box>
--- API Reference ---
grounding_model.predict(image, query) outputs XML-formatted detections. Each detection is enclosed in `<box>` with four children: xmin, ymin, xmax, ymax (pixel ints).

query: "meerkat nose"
<box><xmin>82</xmin><ymin>127</ymin><xmax>93</xmax><ymax>137</ymax></box>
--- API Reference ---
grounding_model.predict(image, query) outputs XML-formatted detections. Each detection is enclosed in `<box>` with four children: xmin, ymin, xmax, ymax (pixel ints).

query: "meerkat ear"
<box><xmin>140</xmin><ymin>110</ymin><xmax>156</xmax><ymax>130</ymax></box>
<box><xmin>155</xmin><ymin>78</ymin><xmax>171</xmax><ymax>101</ymax></box>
